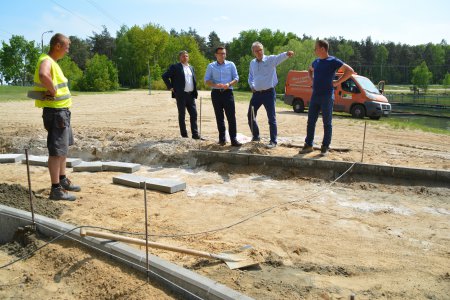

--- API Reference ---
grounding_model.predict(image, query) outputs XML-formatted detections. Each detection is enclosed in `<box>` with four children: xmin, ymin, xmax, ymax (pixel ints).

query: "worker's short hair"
<box><xmin>316</xmin><ymin>39</ymin><xmax>329</xmax><ymax>52</ymax></box>
<box><xmin>215</xmin><ymin>46</ymin><xmax>226</xmax><ymax>53</ymax></box>
<box><xmin>178</xmin><ymin>50</ymin><xmax>189</xmax><ymax>58</ymax></box>
<box><xmin>251</xmin><ymin>41</ymin><xmax>263</xmax><ymax>52</ymax></box>
<box><xmin>49</xmin><ymin>33</ymin><xmax>69</xmax><ymax>51</ymax></box>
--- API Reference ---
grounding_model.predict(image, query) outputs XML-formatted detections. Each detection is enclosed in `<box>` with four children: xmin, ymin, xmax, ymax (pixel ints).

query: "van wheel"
<box><xmin>369</xmin><ymin>116</ymin><xmax>381</xmax><ymax>120</ymax></box>
<box><xmin>293</xmin><ymin>99</ymin><xmax>304</xmax><ymax>113</ymax></box>
<box><xmin>351</xmin><ymin>104</ymin><xmax>365</xmax><ymax>118</ymax></box>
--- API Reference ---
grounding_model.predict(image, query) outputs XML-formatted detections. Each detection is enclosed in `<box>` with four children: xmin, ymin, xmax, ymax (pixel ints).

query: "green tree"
<box><xmin>89</xmin><ymin>26</ymin><xmax>115</xmax><ymax>60</ymax></box>
<box><xmin>375</xmin><ymin>45</ymin><xmax>389</xmax><ymax>81</ymax></box>
<box><xmin>275</xmin><ymin>39</ymin><xmax>316</xmax><ymax>93</ymax></box>
<box><xmin>0</xmin><ymin>35</ymin><xmax>39</xmax><ymax>85</ymax></box>
<box><xmin>423</xmin><ymin>43</ymin><xmax>445</xmax><ymax>83</ymax></box>
<box><xmin>162</xmin><ymin>34</ymin><xmax>208</xmax><ymax>89</ymax></box>
<box><xmin>236</xmin><ymin>54</ymin><xmax>253</xmax><ymax>90</ymax></box>
<box><xmin>58</xmin><ymin>56</ymin><xmax>83</xmax><ymax>90</ymax></box>
<box><xmin>68</xmin><ymin>35</ymin><xmax>90</xmax><ymax>70</ymax></box>
<box><xmin>206</xmin><ymin>31</ymin><xmax>222</xmax><ymax>60</ymax></box>
<box><xmin>78</xmin><ymin>54</ymin><xmax>118</xmax><ymax>91</ymax></box>
<box><xmin>227</xmin><ymin>30</ymin><xmax>259</xmax><ymax>63</ymax></box>
<box><xmin>411</xmin><ymin>61</ymin><xmax>433</xmax><ymax>92</ymax></box>
<box><xmin>179</xmin><ymin>27</ymin><xmax>208</xmax><ymax>57</ymax></box>
<box><xmin>336</xmin><ymin>43</ymin><xmax>354</xmax><ymax>62</ymax></box>
<box><xmin>115</xmin><ymin>24</ymin><xmax>169</xmax><ymax>88</ymax></box>
<box><xmin>443</xmin><ymin>72</ymin><xmax>450</xmax><ymax>93</ymax></box>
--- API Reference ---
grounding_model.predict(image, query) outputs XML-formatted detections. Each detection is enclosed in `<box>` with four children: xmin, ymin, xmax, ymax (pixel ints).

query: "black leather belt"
<box><xmin>254</xmin><ymin>88</ymin><xmax>274</xmax><ymax>93</ymax></box>
<box><xmin>43</xmin><ymin>107</ymin><xmax>69</xmax><ymax>112</ymax></box>
<box><xmin>212</xmin><ymin>89</ymin><xmax>232</xmax><ymax>93</ymax></box>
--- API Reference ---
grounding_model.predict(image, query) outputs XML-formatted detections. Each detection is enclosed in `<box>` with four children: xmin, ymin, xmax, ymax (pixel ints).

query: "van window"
<box><xmin>355</xmin><ymin>76</ymin><xmax>381</xmax><ymax>94</ymax></box>
<box><xmin>341</xmin><ymin>79</ymin><xmax>360</xmax><ymax>94</ymax></box>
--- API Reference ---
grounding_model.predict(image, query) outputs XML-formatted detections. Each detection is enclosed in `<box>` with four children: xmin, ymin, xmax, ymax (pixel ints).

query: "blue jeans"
<box><xmin>247</xmin><ymin>88</ymin><xmax>277</xmax><ymax>144</ymax></box>
<box><xmin>305</xmin><ymin>94</ymin><xmax>334</xmax><ymax>147</ymax></box>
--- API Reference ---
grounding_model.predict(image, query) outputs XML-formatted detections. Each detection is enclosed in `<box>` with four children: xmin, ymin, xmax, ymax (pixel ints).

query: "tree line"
<box><xmin>1</xmin><ymin>24</ymin><xmax>449</xmax><ymax>93</ymax></box>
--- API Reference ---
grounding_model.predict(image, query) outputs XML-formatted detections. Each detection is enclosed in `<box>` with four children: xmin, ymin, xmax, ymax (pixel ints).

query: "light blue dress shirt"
<box><xmin>248</xmin><ymin>52</ymin><xmax>288</xmax><ymax>91</ymax></box>
<box><xmin>204</xmin><ymin>60</ymin><xmax>239</xmax><ymax>89</ymax></box>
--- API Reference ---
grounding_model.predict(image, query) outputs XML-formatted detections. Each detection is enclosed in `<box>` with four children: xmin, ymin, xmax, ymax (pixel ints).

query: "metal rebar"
<box><xmin>251</xmin><ymin>105</ymin><xmax>255</xmax><ymax>139</ymax></box>
<box><xmin>25</xmin><ymin>149</ymin><xmax>35</xmax><ymax>226</ymax></box>
<box><xmin>361</xmin><ymin>121</ymin><xmax>367</xmax><ymax>162</ymax></box>
<box><xmin>143</xmin><ymin>181</ymin><xmax>149</xmax><ymax>282</ymax></box>
<box><xmin>199</xmin><ymin>96</ymin><xmax>202</xmax><ymax>139</ymax></box>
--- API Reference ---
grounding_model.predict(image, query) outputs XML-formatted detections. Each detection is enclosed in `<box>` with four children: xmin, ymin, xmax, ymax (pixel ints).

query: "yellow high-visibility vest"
<box><xmin>28</xmin><ymin>54</ymin><xmax>72</xmax><ymax>108</ymax></box>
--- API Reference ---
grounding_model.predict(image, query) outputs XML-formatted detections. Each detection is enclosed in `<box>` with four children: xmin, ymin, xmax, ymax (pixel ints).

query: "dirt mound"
<box><xmin>0</xmin><ymin>231</ymin><xmax>41</xmax><ymax>259</ymax></box>
<box><xmin>0</xmin><ymin>183</ymin><xmax>65</xmax><ymax>218</ymax></box>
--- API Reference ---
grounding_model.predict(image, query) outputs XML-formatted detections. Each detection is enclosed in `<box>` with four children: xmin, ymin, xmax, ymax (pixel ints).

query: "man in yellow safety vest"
<box><xmin>28</xmin><ymin>33</ymin><xmax>80</xmax><ymax>201</ymax></box>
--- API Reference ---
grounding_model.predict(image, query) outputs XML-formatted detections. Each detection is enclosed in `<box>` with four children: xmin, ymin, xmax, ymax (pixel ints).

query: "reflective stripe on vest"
<box><xmin>27</xmin><ymin>91</ymin><xmax>72</xmax><ymax>101</ymax></box>
<box><xmin>33</xmin><ymin>82</ymin><xmax>69</xmax><ymax>90</ymax></box>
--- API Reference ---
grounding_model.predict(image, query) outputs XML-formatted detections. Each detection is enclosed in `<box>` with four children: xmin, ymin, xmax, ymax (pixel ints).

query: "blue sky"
<box><xmin>0</xmin><ymin>0</ymin><xmax>449</xmax><ymax>46</ymax></box>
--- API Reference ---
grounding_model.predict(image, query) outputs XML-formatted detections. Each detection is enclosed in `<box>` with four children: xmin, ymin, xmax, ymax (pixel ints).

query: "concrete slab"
<box><xmin>21</xmin><ymin>155</ymin><xmax>48</xmax><ymax>167</ymax></box>
<box><xmin>143</xmin><ymin>178</ymin><xmax>186</xmax><ymax>194</ymax></box>
<box><xmin>73</xmin><ymin>161</ymin><xmax>103</xmax><ymax>172</ymax></box>
<box><xmin>66</xmin><ymin>158</ymin><xmax>82</xmax><ymax>167</ymax></box>
<box><xmin>112</xmin><ymin>174</ymin><xmax>148</xmax><ymax>188</ymax></box>
<box><xmin>113</xmin><ymin>174</ymin><xmax>186</xmax><ymax>193</ymax></box>
<box><xmin>0</xmin><ymin>154</ymin><xmax>25</xmax><ymax>163</ymax></box>
<box><xmin>102</xmin><ymin>161</ymin><xmax>141</xmax><ymax>173</ymax></box>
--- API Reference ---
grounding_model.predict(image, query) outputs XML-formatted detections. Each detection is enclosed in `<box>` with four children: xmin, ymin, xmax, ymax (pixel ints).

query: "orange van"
<box><xmin>283</xmin><ymin>70</ymin><xmax>391</xmax><ymax>120</ymax></box>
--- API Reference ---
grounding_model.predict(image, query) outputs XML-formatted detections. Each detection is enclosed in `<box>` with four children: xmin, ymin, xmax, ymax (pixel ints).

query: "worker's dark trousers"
<box><xmin>175</xmin><ymin>92</ymin><xmax>198</xmax><ymax>137</ymax></box>
<box><xmin>305</xmin><ymin>94</ymin><xmax>334</xmax><ymax>147</ymax></box>
<box><xmin>211</xmin><ymin>89</ymin><xmax>237</xmax><ymax>143</ymax></box>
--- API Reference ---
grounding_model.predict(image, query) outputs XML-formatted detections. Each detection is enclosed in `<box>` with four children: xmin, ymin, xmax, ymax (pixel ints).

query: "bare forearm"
<box><xmin>39</xmin><ymin>73</ymin><xmax>56</xmax><ymax>96</ymax></box>
<box><xmin>335</xmin><ymin>64</ymin><xmax>355</xmax><ymax>85</ymax></box>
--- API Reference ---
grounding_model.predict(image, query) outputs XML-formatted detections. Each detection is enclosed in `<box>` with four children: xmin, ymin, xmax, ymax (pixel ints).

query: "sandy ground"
<box><xmin>0</xmin><ymin>90</ymin><xmax>449</xmax><ymax>299</ymax></box>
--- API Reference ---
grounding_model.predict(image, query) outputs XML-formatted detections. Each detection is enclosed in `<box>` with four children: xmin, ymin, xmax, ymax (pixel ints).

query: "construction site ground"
<box><xmin>0</xmin><ymin>90</ymin><xmax>449</xmax><ymax>299</ymax></box>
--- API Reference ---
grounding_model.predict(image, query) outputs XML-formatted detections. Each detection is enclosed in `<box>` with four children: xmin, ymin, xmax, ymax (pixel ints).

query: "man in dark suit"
<box><xmin>162</xmin><ymin>50</ymin><xmax>200</xmax><ymax>139</ymax></box>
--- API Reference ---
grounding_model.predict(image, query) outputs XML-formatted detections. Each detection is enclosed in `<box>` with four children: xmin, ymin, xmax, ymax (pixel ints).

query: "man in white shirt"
<box><xmin>162</xmin><ymin>51</ymin><xmax>200</xmax><ymax>139</ymax></box>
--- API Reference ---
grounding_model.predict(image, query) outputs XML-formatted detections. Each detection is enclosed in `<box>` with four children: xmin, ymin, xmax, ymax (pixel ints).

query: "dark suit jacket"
<box><xmin>162</xmin><ymin>63</ymin><xmax>198</xmax><ymax>99</ymax></box>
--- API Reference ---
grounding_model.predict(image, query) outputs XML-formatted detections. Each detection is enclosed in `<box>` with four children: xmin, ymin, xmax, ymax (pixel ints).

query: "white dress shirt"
<box><xmin>182</xmin><ymin>64</ymin><xmax>194</xmax><ymax>92</ymax></box>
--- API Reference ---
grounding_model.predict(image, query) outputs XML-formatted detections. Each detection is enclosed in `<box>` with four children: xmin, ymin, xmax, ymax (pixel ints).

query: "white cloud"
<box><xmin>213</xmin><ymin>16</ymin><xmax>230</xmax><ymax>22</ymax></box>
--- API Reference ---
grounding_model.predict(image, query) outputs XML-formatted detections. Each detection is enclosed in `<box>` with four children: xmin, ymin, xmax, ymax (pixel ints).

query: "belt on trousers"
<box><xmin>212</xmin><ymin>89</ymin><xmax>232</xmax><ymax>93</ymax></box>
<box><xmin>254</xmin><ymin>88</ymin><xmax>274</xmax><ymax>93</ymax></box>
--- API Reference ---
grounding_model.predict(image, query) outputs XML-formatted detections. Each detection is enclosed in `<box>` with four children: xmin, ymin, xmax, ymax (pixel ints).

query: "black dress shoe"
<box><xmin>218</xmin><ymin>141</ymin><xmax>226</xmax><ymax>146</ymax></box>
<box><xmin>231</xmin><ymin>140</ymin><xmax>242</xmax><ymax>147</ymax></box>
<box><xmin>192</xmin><ymin>135</ymin><xmax>201</xmax><ymax>140</ymax></box>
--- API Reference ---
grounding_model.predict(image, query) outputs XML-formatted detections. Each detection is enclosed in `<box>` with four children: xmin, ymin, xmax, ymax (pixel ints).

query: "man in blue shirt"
<box><xmin>248</xmin><ymin>42</ymin><xmax>294</xmax><ymax>148</ymax></box>
<box><xmin>300</xmin><ymin>39</ymin><xmax>355</xmax><ymax>156</ymax></box>
<box><xmin>204</xmin><ymin>46</ymin><xmax>241</xmax><ymax>146</ymax></box>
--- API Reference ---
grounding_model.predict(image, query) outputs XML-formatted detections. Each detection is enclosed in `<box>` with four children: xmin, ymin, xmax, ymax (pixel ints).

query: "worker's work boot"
<box><xmin>49</xmin><ymin>186</ymin><xmax>76</xmax><ymax>201</ymax></box>
<box><xmin>60</xmin><ymin>177</ymin><xmax>81</xmax><ymax>192</ymax></box>
<box><xmin>320</xmin><ymin>145</ymin><xmax>329</xmax><ymax>157</ymax></box>
<box><xmin>299</xmin><ymin>144</ymin><xmax>314</xmax><ymax>154</ymax></box>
